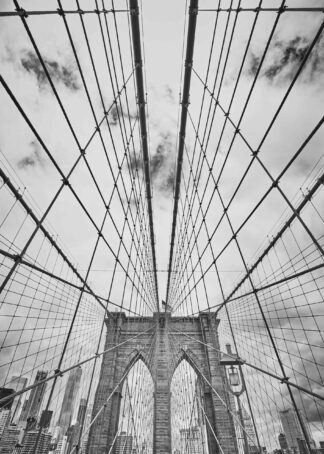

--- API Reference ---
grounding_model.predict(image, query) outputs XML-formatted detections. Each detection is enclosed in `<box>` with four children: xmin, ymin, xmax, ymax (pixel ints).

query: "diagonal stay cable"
<box><xmin>172</xmin><ymin>116</ymin><xmax>324</xmax><ymax>310</ymax></box>
<box><xmin>181</xmin><ymin>13</ymin><xmax>324</xmax><ymax>283</ymax></box>
<box><xmin>169</xmin><ymin>0</ymin><xmax>262</xmax><ymax>301</ymax></box>
<box><xmin>166</xmin><ymin>0</ymin><xmax>199</xmax><ymax>305</ymax></box>
<box><xmin>129</xmin><ymin>0</ymin><xmax>159</xmax><ymax>309</ymax></box>
<box><xmin>0</xmin><ymin>75</ymin><xmax>152</xmax><ymax>308</ymax></box>
<box><xmin>0</xmin><ymin>323</ymin><xmax>157</xmax><ymax>406</ymax></box>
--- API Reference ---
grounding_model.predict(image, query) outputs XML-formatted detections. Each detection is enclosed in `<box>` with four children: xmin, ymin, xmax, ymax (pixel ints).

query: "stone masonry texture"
<box><xmin>87</xmin><ymin>312</ymin><xmax>238</xmax><ymax>454</ymax></box>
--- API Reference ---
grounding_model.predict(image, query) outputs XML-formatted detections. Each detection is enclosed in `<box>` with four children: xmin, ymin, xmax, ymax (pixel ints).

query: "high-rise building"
<box><xmin>7</xmin><ymin>376</ymin><xmax>28</xmax><ymax>424</ymax></box>
<box><xmin>318</xmin><ymin>441</ymin><xmax>324</xmax><ymax>454</ymax></box>
<box><xmin>81</xmin><ymin>402</ymin><xmax>93</xmax><ymax>454</ymax></box>
<box><xmin>180</xmin><ymin>427</ymin><xmax>203</xmax><ymax>454</ymax></box>
<box><xmin>57</xmin><ymin>368</ymin><xmax>82</xmax><ymax>437</ymax></box>
<box><xmin>20</xmin><ymin>430</ymin><xmax>52</xmax><ymax>454</ymax></box>
<box><xmin>278</xmin><ymin>433</ymin><xmax>289</xmax><ymax>452</ymax></box>
<box><xmin>65</xmin><ymin>398</ymin><xmax>87</xmax><ymax>454</ymax></box>
<box><xmin>0</xmin><ymin>426</ymin><xmax>21</xmax><ymax>454</ymax></box>
<box><xmin>76</xmin><ymin>399</ymin><xmax>87</xmax><ymax>428</ymax></box>
<box><xmin>279</xmin><ymin>408</ymin><xmax>313</xmax><ymax>454</ymax></box>
<box><xmin>115</xmin><ymin>432</ymin><xmax>133</xmax><ymax>454</ymax></box>
<box><xmin>19</xmin><ymin>371</ymin><xmax>48</xmax><ymax>425</ymax></box>
<box><xmin>0</xmin><ymin>388</ymin><xmax>15</xmax><ymax>410</ymax></box>
<box><xmin>0</xmin><ymin>410</ymin><xmax>11</xmax><ymax>437</ymax></box>
<box><xmin>55</xmin><ymin>437</ymin><xmax>66</xmax><ymax>454</ymax></box>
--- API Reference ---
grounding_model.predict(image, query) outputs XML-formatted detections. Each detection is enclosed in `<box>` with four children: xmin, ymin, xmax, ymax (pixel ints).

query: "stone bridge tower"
<box><xmin>87</xmin><ymin>312</ymin><xmax>238</xmax><ymax>454</ymax></box>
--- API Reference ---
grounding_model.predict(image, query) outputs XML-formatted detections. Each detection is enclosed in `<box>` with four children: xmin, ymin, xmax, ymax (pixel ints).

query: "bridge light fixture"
<box><xmin>228</xmin><ymin>366</ymin><xmax>240</xmax><ymax>387</ymax></box>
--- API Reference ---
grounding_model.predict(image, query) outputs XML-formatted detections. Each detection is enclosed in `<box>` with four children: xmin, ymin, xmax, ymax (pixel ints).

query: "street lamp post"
<box><xmin>220</xmin><ymin>344</ymin><xmax>250</xmax><ymax>454</ymax></box>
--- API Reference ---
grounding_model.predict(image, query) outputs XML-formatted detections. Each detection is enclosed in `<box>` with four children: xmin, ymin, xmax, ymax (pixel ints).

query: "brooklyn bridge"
<box><xmin>0</xmin><ymin>0</ymin><xmax>323</xmax><ymax>453</ymax></box>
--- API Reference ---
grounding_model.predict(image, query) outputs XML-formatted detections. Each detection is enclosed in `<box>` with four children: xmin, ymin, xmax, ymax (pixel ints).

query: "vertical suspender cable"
<box><xmin>129</xmin><ymin>0</ymin><xmax>159</xmax><ymax>310</ymax></box>
<box><xmin>166</xmin><ymin>0</ymin><xmax>199</xmax><ymax>305</ymax></box>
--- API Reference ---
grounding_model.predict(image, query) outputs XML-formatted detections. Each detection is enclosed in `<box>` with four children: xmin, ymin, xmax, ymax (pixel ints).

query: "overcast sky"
<box><xmin>0</xmin><ymin>0</ymin><xmax>324</xmax><ymax>450</ymax></box>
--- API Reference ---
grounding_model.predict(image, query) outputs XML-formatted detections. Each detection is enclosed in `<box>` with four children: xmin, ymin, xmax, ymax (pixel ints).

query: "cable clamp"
<box><xmin>272</xmin><ymin>180</ymin><xmax>279</xmax><ymax>188</ymax></box>
<box><xmin>57</xmin><ymin>7</ymin><xmax>65</xmax><ymax>17</ymax></box>
<box><xmin>251</xmin><ymin>150</ymin><xmax>259</xmax><ymax>157</ymax></box>
<box><xmin>94</xmin><ymin>8</ymin><xmax>100</xmax><ymax>15</ymax></box>
<box><xmin>16</xmin><ymin>6</ymin><xmax>28</xmax><ymax>18</ymax></box>
<box><xmin>61</xmin><ymin>177</ymin><xmax>70</xmax><ymax>186</ymax></box>
<box><xmin>14</xmin><ymin>254</ymin><xmax>22</xmax><ymax>263</ymax></box>
<box><xmin>280</xmin><ymin>376</ymin><xmax>290</xmax><ymax>384</ymax></box>
<box><xmin>54</xmin><ymin>369</ymin><xmax>63</xmax><ymax>377</ymax></box>
<box><xmin>80</xmin><ymin>149</ymin><xmax>86</xmax><ymax>156</ymax></box>
<box><xmin>77</xmin><ymin>8</ymin><xmax>85</xmax><ymax>15</ymax></box>
<box><xmin>235</xmin><ymin>128</ymin><xmax>240</xmax><ymax>134</ymax></box>
<box><xmin>277</xmin><ymin>5</ymin><xmax>287</xmax><ymax>14</ymax></box>
<box><xmin>189</xmin><ymin>7</ymin><xmax>198</xmax><ymax>15</ymax></box>
<box><xmin>185</xmin><ymin>60</ymin><xmax>193</xmax><ymax>68</ymax></box>
<box><xmin>130</xmin><ymin>7</ymin><xmax>139</xmax><ymax>16</ymax></box>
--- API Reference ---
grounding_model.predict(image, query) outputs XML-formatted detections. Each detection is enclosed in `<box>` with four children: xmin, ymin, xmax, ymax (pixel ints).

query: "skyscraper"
<box><xmin>7</xmin><ymin>376</ymin><xmax>28</xmax><ymax>424</ymax></box>
<box><xmin>20</xmin><ymin>430</ymin><xmax>52</xmax><ymax>454</ymax></box>
<box><xmin>0</xmin><ymin>410</ymin><xmax>11</xmax><ymax>437</ymax></box>
<box><xmin>279</xmin><ymin>408</ymin><xmax>313</xmax><ymax>454</ymax></box>
<box><xmin>81</xmin><ymin>402</ymin><xmax>93</xmax><ymax>454</ymax></box>
<box><xmin>115</xmin><ymin>432</ymin><xmax>133</xmax><ymax>454</ymax></box>
<box><xmin>65</xmin><ymin>398</ymin><xmax>87</xmax><ymax>453</ymax></box>
<box><xmin>180</xmin><ymin>427</ymin><xmax>203</xmax><ymax>454</ymax></box>
<box><xmin>57</xmin><ymin>368</ymin><xmax>82</xmax><ymax>437</ymax></box>
<box><xmin>0</xmin><ymin>426</ymin><xmax>21</xmax><ymax>454</ymax></box>
<box><xmin>19</xmin><ymin>371</ymin><xmax>48</xmax><ymax>426</ymax></box>
<box><xmin>278</xmin><ymin>433</ymin><xmax>289</xmax><ymax>452</ymax></box>
<box><xmin>76</xmin><ymin>399</ymin><xmax>87</xmax><ymax>428</ymax></box>
<box><xmin>0</xmin><ymin>388</ymin><xmax>15</xmax><ymax>410</ymax></box>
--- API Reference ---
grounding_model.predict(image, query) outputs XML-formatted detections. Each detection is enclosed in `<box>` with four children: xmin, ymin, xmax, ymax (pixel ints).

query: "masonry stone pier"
<box><xmin>87</xmin><ymin>312</ymin><xmax>238</xmax><ymax>454</ymax></box>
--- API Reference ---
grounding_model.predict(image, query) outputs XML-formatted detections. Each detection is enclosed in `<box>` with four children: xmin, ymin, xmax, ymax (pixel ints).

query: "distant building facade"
<box><xmin>0</xmin><ymin>410</ymin><xmax>11</xmax><ymax>437</ymax></box>
<box><xmin>278</xmin><ymin>433</ymin><xmax>289</xmax><ymax>452</ymax></box>
<box><xmin>19</xmin><ymin>371</ymin><xmax>48</xmax><ymax>425</ymax></box>
<box><xmin>20</xmin><ymin>430</ymin><xmax>52</xmax><ymax>454</ymax></box>
<box><xmin>180</xmin><ymin>426</ymin><xmax>203</xmax><ymax>454</ymax></box>
<box><xmin>57</xmin><ymin>368</ymin><xmax>82</xmax><ymax>438</ymax></box>
<box><xmin>115</xmin><ymin>432</ymin><xmax>133</xmax><ymax>454</ymax></box>
<box><xmin>0</xmin><ymin>426</ymin><xmax>21</xmax><ymax>454</ymax></box>
<box><xmin>7</xmin><ymin>376</ymin><xmax>28</xmax><ymax>424</ymax></box>
<box><xmin>279</xmin><ymin>408</ymin><xmax>313</xmax><ymax>454</ymax></box>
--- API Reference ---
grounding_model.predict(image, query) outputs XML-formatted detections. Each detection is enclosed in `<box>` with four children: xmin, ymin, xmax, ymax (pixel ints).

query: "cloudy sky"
<box><xmin>0</xmin><ymin>0</ymin><xmax>324</xmax><ymax>451</ymax></box>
